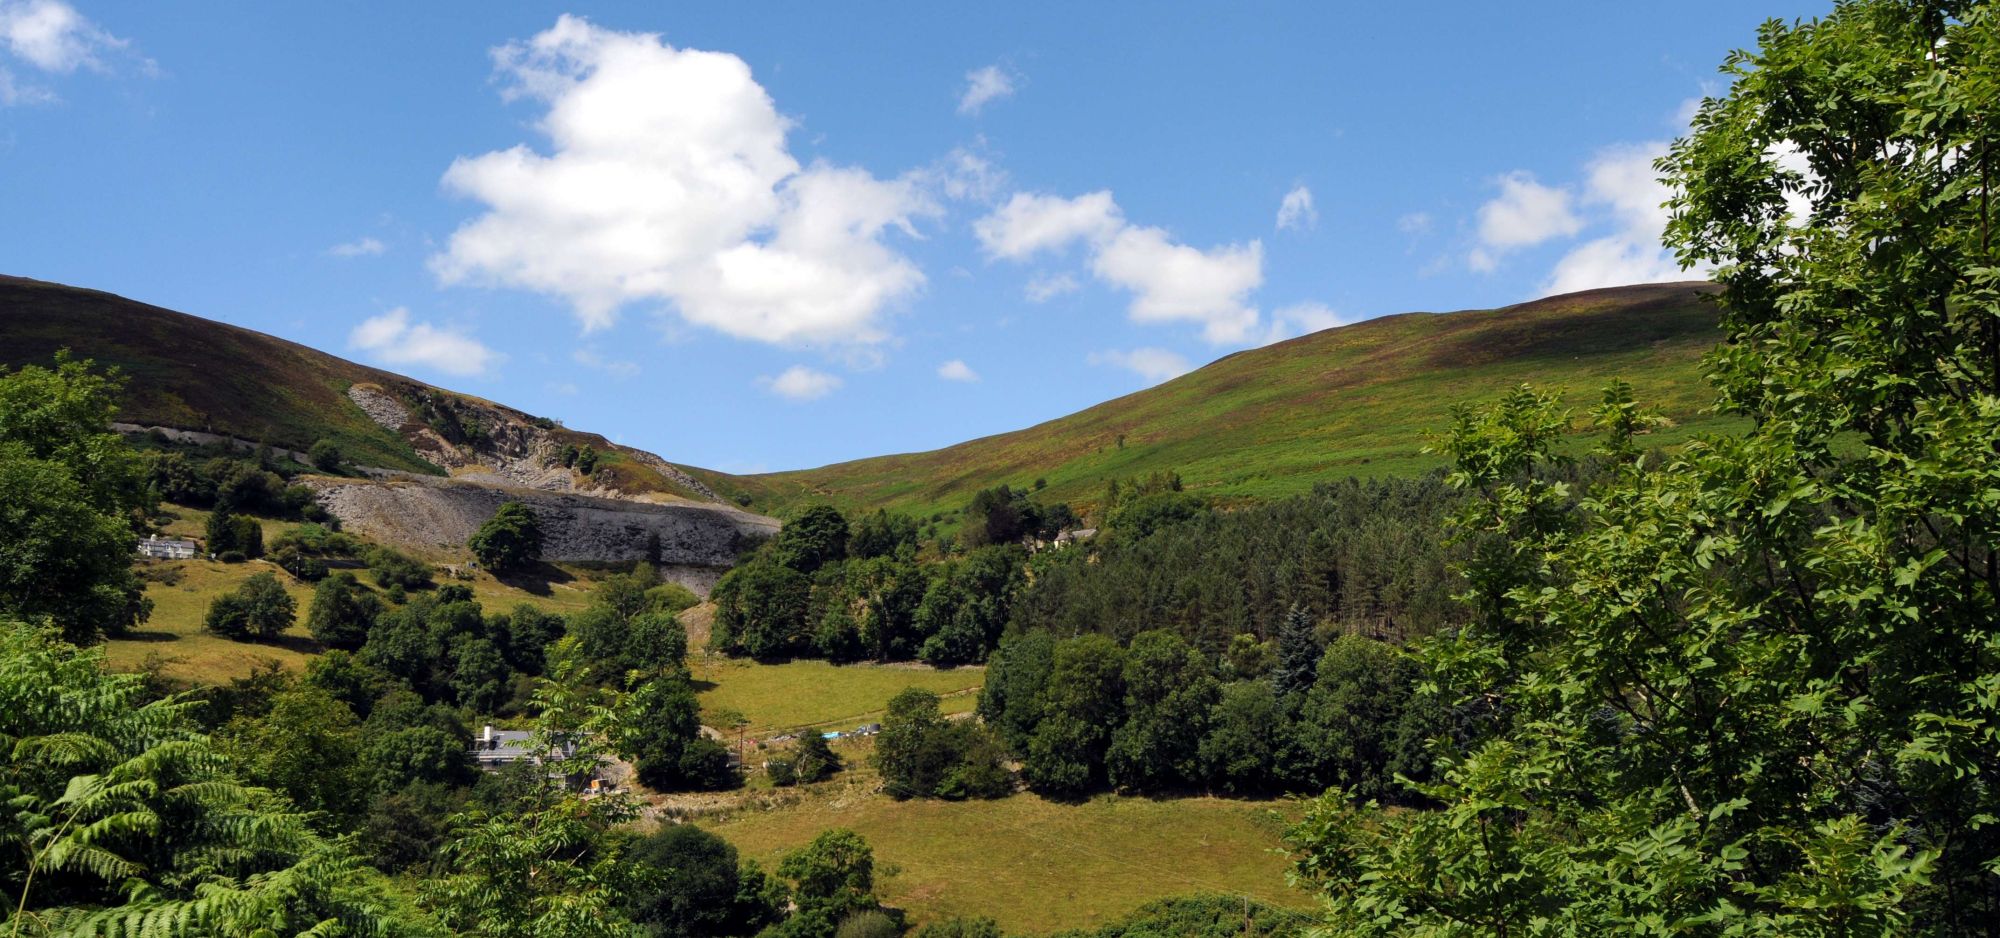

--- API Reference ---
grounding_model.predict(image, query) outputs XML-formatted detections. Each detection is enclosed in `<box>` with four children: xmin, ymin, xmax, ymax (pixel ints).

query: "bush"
<box><xmin>767</xmin><ymin>758</ymin><xmax>798</xmax><ymax>787</ymax></box>
<box><xmin>366</xmin><ymin>545</ymin><xmax>432</xmax><ymax>591</ymax></box>
<box><xmin>204</xmin><ymin>571</ymin><xmax>297</xmax><ymax>641</ymax></box>
<box><xmin>309</xmin><ymin>438</ymin><xmax>343</xmax><ymax>472</ymax></box>
<box><xmin>468</xmin><ymin>501</ymin><xmax>543</xmax><ymax>573</ymax></box>
<box><xmin>835</xmin><ymin>910</ymin><xmax>901</xmax><ymax>938</ymax></box>
<box><xmin>217</xmin><ymin>549</ymin><xmax>247</xmax><ymax>564</ymax></box>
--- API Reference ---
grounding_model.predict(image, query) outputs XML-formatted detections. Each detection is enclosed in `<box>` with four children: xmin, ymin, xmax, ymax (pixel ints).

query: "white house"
<box><xmin>136</xmin><ymin>535</ymin><xmax>198</xmax><ymax>560</ymax></box>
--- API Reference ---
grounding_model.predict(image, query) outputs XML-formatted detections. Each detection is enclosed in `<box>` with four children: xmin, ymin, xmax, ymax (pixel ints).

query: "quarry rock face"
<box><xmin>307</xmin><ymin>475</ymin><xmax>778</xmax><ymax>590</ymax></box>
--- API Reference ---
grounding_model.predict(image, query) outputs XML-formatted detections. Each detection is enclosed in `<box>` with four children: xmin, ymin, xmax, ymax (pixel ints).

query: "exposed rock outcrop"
<box><xmin>307</xmin><ymin>475</ymin><xmax>777</xmax><ymax>579</ymax></box>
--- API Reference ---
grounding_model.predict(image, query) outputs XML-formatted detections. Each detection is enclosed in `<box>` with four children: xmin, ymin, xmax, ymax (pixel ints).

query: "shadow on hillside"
<box><xmin>117</xmin><ymin>629</ymin><xmax>179</xmax><ymax>643</ymax></box>
<box><xmin>260</xmin><ymin>633</ymin><xmax>322</xmax><ymax>656</ymax></box>
<box><xmin>493</xmin><ymin>562</ymin><xmax>576</xmax><ymax>597</ymax></box>
<box><xmin>690</xmin><ymin>677</ymin><xmax>719</xmax><ymax>694</ymax></box>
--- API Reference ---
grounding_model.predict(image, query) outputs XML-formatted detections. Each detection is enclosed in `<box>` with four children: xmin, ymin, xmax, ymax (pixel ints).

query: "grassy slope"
<box><xmin>0</xmin><ymin>275</ymin><xmax>719</xmax><ymax>499</ymax></box>
<box><xmin>705</xmin><ymin>754</ymin><xmax>1310</xmax><ymax>932</ymax></box>
<box><xmin>109</xmin><ymin>508</ymin><xmax>600</xmax><ymax>684</ymax></box>
<box><xmin>691</xmin><ymin>656</ymin><xmax>984</xmax><ymax>735</ymax></box>
<box><xmin>712</xmin><ymin>282</ymin><xmax>1728</xmax><ymax>519</ymax></box>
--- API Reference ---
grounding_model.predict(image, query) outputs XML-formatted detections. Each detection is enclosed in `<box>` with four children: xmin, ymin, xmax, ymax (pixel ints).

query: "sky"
<box><xmin>0</xmin><ymin>1</ymin><xmax>1832</xmax><ymax>473</ymax></box>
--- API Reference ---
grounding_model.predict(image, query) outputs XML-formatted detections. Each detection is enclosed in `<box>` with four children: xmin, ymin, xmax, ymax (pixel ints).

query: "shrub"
<box><xmin>204</xmin><ymin>571</ymin><xmax>297</xmax><ymax>641</ymax></box>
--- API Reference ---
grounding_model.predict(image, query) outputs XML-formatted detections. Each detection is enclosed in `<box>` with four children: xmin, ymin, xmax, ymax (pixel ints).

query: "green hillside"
<box><xmin>715</xmin><ymin>282</ymin><xmax>1730</xmax><ymax>519</ymax></box>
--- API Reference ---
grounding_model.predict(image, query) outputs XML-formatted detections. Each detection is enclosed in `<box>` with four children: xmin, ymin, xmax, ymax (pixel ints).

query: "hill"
<box><xmin>715</xmin><ymin>282</ymin><xmax>1729</xmax><ymax>518</ymax></box>
<box><xmin>0</xmin><ymin>275</ymin><xmax>776</xmax><ymax>573</ymax></box>
<box><xmin>0</xmin><ymin>274</ymin><xmax>742</xmax><ymax>505</ymax></box>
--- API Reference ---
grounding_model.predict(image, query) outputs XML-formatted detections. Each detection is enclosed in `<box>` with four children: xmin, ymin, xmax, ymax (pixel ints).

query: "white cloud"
<box><xmin>1396</xmin><ymin>212</ymin><xmax>1432</xmax><ymax>235</ymax></box>
<box><xmin>974</xmin><ymin>191</ymin><xmax>1123</xmax><ymax>259</ymax></box>
<box><xmin>327</xmin><ymin>236</ymin><xmax>386</xmax><ymax>258</ymax></box>
<box><xmin>975</xmin><ymin>189</ymin><xmax>1265</xmax><ymax>344</ymax></box>
<box><xmin>1088</xmin><ymin>347</ymin><xmax>1193</xmax><ymax>385</ymax></box>
<box><xmin>571</xmin><ymin>346</ymin><xmax>640</xmax><ymax>379</ymax></box>
<box><xmin>433</xmin><ymin>16</ymin><xmax>931</xmax><ymax>347</ymax></box>
<box><xmin>929</xmin><ymin>146</ymin><xmax>1007</xmax><ymax>202</ymax></box>
<box><xmin>0</xmin><ymin>0</ymin><xmax>122</xmax><ymax>72</ymax></box>
<box><xmin>937</xmin><ymin>359</ymin><xmax>979</xmax><ymax>382</ymax></box>
<box><xmin>1539</xmin><ymin>142</ymin><xmax>1699</xmax><ymax>295</ymax></box>
<box><xmin>1024</xmin><ymin>271</ymin><xmax>1079</xmax><ymax>303</ymax></box>
<box><xmin>957</xmin><ymin>65</ymin><xmax>1015</xmax><ymax>116</ymax></box>
<box><xmin>1092</xmin><ymin>225</ymin><xmax>1262</xmax><ymax>344</ymax></box>
<box><xmin>348</xmin><ymin>308</ymin><xmax>503</xmax><ymax>378</ymax></box>
<box><xmin>1258</xmin><ymin>301</ymin><xmax>1346</xmax><ymax>344</ymax></box>
<box><xmin>1275</xmin><ymin>185</ymin><xmax>1317</xmax><ymax>231</ymax></box>
<box><xmin>1470</xmin><ymin>171</ymin><xmax>1581</xmax><ymax>270</ymax></box>
<box><xmin>760</xmin><ymin>364</ymin><xmax>841</xmax><ymax>401</ymax></box>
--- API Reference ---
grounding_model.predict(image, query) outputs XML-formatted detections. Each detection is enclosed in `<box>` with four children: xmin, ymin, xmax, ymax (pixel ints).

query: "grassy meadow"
<box><xmin>699</xmin><ymin>753</ymin><xmax>1314</xmax><ymax>933</ymax></box>
<box><xmin>691</xmin><ymin>655</ymin><xmax>984</xmax><ymax>734</ymax></box>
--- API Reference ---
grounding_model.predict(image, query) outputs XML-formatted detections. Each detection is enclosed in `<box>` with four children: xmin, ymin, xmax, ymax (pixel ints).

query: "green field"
<box><xmin>703</xmin><ymin>757</ymin><xmax>1312</xmax><ymax>933</ymax></box>
<box><xmin>691</xmin><ymin>655</ymin><xmax>984</xmax><ymax>734</ymax></box>
<box><xmin>704</xmin><ymin>282</ymin><xmax>1728</xmax><ymax>519</ymax></box>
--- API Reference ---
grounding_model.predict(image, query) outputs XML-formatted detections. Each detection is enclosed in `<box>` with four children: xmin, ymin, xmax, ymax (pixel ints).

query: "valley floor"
<box><xmin>665</xmin><ymin>740</ymin><xmax>1314</xmax><ymax>933</ymax></box>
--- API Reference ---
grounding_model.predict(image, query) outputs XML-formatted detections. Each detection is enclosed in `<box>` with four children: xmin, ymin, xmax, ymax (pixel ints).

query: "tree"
<box><xmin>626</xmin><ymin>823</ymin><xmax>770</xmax><ymax>938</ymax></box>
<box><xmin>1024</xmin><ymin>634</ymin><xmax>1125</xmax><ymax>796</ymax></box>
<box><xmin>873</xmin><ymin>687</ymin><xmax>959</xmax><ymax>798</ymax></box>
<box><xmin>1287</xmin><ymin>634</ymin><xmax>1415</xmax><ymax>800</ymax></box>
<box><xmin>309</xmin><ymin>437</ymin><xmax>344</xmax><ymax>472</ymax></box>
<box><xmin>471</xmin><ymin>500</ymin><xmax>545</xmax><ymax>572</ymax></box>
<box><xmin>1269</xmin><ymin>603</ymin><xmax>1319</xmax><ymax>702</ymax></box>
<box><xmin>306</xmin><ymin>571</ymin><xmax>380</xmax><ymax>650</ymax></box>
<box><xmin>793</xmin><ymin>729</ymin><xmax>843</xmax><ymax>784</ymax></box>
<box><xmin>710</xmin><ymin>559</ymin><xmax>812</xmax><ymax>659</ymax></box>
<box><xmin>204</xmin><ymin>570</ymin><xmax>297</xmax><ymax>640</ymax></box>
<box><xmin>1200</xmin><ymin>680</ymin><xmax>1283</xmax><ymax>793</ymax></box>
<box><xmin>0</xmin><ymin>354</ymin><xmax>151</xmax><ymax>643</ymax></box>
<box><xmin>1107</xmin><ymin>630</ymin><xmax>1218</xmax><ymax>791</ymax></box>
<box><xmin>1296</xmin><ymin>5</ymin><xmax>2000</xmax><ymax>930</ymax></box>
<box><xmin>775</xmin><ymin>504</ymin><xmax>850</xmax><ymax>573</ymax></box>
<box><xmin>770</xmin><ymin>829</ymin><xmax>881</xmax><ymax>938</ymax></box>
<box><xmin>848</xmin><ymin>509</ymin><xmax>919</xmax><ymax>560</ymax></box>
<box><xmin>615</xmin><ymin>670</ymin><xmax>706</xmax><ymax>791</ymax></box>
<box><xmin>218</xmin><ymin>684</ymin><xmax>367</xmax><ymax>828</ymax></box>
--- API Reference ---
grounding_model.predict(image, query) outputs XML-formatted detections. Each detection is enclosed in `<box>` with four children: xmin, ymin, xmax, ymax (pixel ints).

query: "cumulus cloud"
<box><xmin>1024</xmin><ymin>271</ymin><xmax>1079</xmax><ymax>303</ymax></box>
<box><xmin>349</xmin><ymin>308</ymin><xmax>503</xmax><ymax>377</ymax></box>
<box><xmin>1</xmin><ymin>0</ymin><xmax>121</xmax><ymax>72</ymax></box>
<box><xmin>1540</xmin><ymin>142</ymin><xmax>1698</xmax><ymax>295</ymax></box>
<box><xmin>975</xmin><ymin>189</ymin><xmax>1265</xmax><ymax>344</ymax></box>
<box><xmin>1092</xmin><ymin>226</ymin><xmax>1262</xmax><ymax>343</ymax></box>
<box><xmin>974</xmin><ymin>191</ymin><xmax>1123</xmax><ymax>259</ymax></box>
<box><xmin>0</xmin><ymin>0</ymin><xmax>141</xmax><ymax>104</ymax></box>
<box><xmin>571</xmin><ymin>346</ymin><xmax>640</xmax><ymax>379</ymax></box>
<box><xmin>957</xmin><ymin>65</ymin><xmax>1015</xmax><ymax>115</ymax></box>
<box><xmin>1088</xmin><ymin>347</ymin><xmax>1193</xmax><ymax>384</ymax></box>
<box><xmin>937</xmin><ymin>359</ymin><xmax>979</xmax><ymax>382</ymax></box>
<box><xmin>1275</xmin><ymin>185</ymin><xmax>1317</xmax><ymax>231</ymax></box>
<box><xmin>1468</xmin><ymin>171</ymin><xmax>1581</xmax><ymax>271</ymax></box>
<box><xmin>433</xmin><ymin>16</ymin><xmax>932</xmax><ymax>347</ymax></box>
<box><xmin>760</xmin><ymin>365</ymin><xmax>842</xmax><ymax>401</ymax></box>
<box><xmin>327</xmin><ymin>236</ymin><xmax>386</xmax><ymax>258</ymax></box>
<box><xmin>1258</xmin><ymin>301</ymin><xmax>1346</xmax><ymax>345</ymax></box>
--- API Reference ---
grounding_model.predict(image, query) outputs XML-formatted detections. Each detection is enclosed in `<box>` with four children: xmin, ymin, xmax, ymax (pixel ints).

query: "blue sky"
<box><xmin>0</xmin><ymin>2</ymin><xmax>1828</xmax><ymax>473</ymax></box>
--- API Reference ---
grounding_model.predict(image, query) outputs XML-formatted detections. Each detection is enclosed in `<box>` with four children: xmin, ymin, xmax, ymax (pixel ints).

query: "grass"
<box><xmin>706</xmin><ymin>282</ymin><xmax>1731</xmax><ymax>519</ymax></box>
<box><xmin>691</xmin><ymin>655</ymin><xmax>984</xmax><ymax>734</ymax></box>
<box><xmin>702</xmin><ymin>756</ymin><xmax>1313</xmax><ymax>933</ymax></box>
<box><xmin>107</xmin><ymin>510</ymin><xmax>599</xmax><ymax>685</ymax></box>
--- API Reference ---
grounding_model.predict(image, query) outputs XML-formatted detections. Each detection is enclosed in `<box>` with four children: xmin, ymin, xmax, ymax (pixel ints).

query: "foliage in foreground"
<box><xmin>1292</xmin><ymin>2</ymin><xmax>2000</xmax><ymax>932</ymax></box>
<box><xmin>0</xmin><ymin>622</ymin><xmax>413</xmax><ymax>937</ymax></box>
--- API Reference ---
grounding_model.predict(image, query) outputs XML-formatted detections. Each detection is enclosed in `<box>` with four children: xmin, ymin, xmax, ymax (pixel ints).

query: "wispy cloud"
<box><xmin>937</xmin><ymin>359</ymin><xmax>979</xmax><ymax>382</ymax></box>
<box><xmin>958</xmin><ymin>64</ymin><xmax>1016</xmax><ymax>115</ymax></box>
<box><xmin>327</xmin><ymin>236</ymin><xmax>386</xmax><ymax>258</ymax></box>
<box><xmin>1275</xmin><ymin>185</ymin><xmax>1317</xmax><ymax>231</ymax></box>
<box><xmin>1088</xmin><ymin>347</ymin><xmax>1193</xmax><ymax>384</ymax></box>
<box><xmin>348</xmin><ymin>308</ymin><xmax>503</xmax><ymax>377</ymax></box>
<box><xmin>761</xmin><ymin>365</ymin><xmax>841</xmax><ymax>401</ymax></box>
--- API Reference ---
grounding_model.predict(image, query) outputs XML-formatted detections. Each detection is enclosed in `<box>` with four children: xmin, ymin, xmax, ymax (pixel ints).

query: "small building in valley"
<box><xmin>136</xmin><ymin>535</ymin><xmax>199</xmax><ymax>561</ymax></box>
